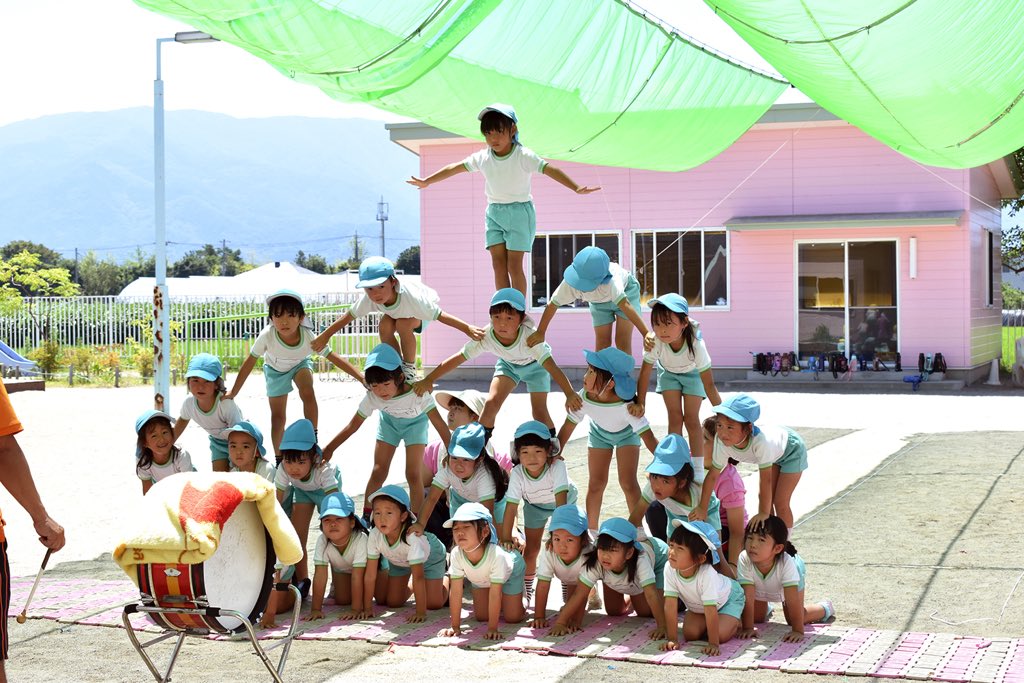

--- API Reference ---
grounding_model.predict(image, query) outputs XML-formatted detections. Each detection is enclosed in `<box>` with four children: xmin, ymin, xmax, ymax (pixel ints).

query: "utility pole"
<box><xmin>221</xmin><ymin>238</ymin><xmax>228</xmax><ymax>275</ymax></box>
<box><xmin>376</xmin><ymin>195</ymin><xmax>389</xmax><ymax>258</ymax></box>
<box><xmin>74</xmin><ymin>247</ymin><xmax>79</xmax><ymax>284</ymax></box>
<box><xmin>354</xmin><ymin>230</ymin><xmax>360</xmax><ymax>263</ymax></box>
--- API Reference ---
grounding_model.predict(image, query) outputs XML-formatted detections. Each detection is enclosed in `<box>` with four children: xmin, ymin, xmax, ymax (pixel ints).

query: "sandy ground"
<box><xmin>2</xmin><ymin>380</ymin><xmax>1023</xmax><ymax>681</ymax></box>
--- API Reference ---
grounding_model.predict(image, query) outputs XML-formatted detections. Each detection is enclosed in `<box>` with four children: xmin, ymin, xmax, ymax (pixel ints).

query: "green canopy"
<box><xmin>134</xmin><ymin>0</ymin><xmax>786</xmax><ymax>171</ymax></box>
<box><xmin>706</xmin><ymin>0</ymin><xmax>1024</xmax><ymax>168</ymax></box>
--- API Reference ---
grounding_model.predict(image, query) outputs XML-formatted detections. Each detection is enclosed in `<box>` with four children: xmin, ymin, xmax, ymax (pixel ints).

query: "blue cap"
<box><xmin>186</xmin><ymin>353</ymin><xmax>223</xmax><ymax>381</ymax></box>
<box><xmin>478</xmin><ymin>103</ymin><xmax>519</xmax><ymax>143</ymax></box>
<box><xmin>514</xmin><ymin>420</ymin><xmax>551</xmax><ymax>441</ymax></box>
<box><xmin>563</xmin><ymin>246</ymin><xmax>612</xmax><ymax>292</ymax></box>
<box><xmin>368</xmin><ymin>484</ymin><xmax>416</xmax><ymax>522</ymax></box>
<box><xmin>279</xmin><ymin>419</ymin><xmax>320</xmax><ymax>456</ymax></box>
<box><xmin>648</xmin><ymin>293</ymin><xmax>689</xmax><ymax>315</ymax></box>
<box><xmin>671</xmin><ymin>519</ymin><xmax>721</xmax><ymax>564</ymax></box>
<box><xmin>365</xmin><ymin>343</ymin><xmax>403</xmax><ymax>372</ymax></box>
<box><xmin>135</xmin><ymin>409</ymin><xmax>173</xmax><ymax>434</ymax></box>
<box><xmin>583</xmin><ymin>348</ymin><xmax>637</xmax><ymax>401</ymax></box>
<box><xmin>443</xmin><ymin>502</ymin><xmax>498</xmax><ymax>543</ymax></box>
<box><xmin>598</xmin><ymin>517</ymin><xmax>643</xmax><ymax>551</ymax></box>
<box><xmin>548</xmin><ymin>505</ymin><xmax>588</xmax><ymax>537</ymax></box>
<box><xmin>319</xmin><ymin>492</ymin><xmax>367</xmax><ymax>527</ymax></box>
<box><xmin>713</xmin><ymin>393</ymin><xmax>761</xmax><ymax>425</ymax></box>
<box><xmin>645</xmin><ymin>434</ymin><xmax>692</xmax><ymax>477</ymax></box>
<box><xmin>356</xmin><ymin>256</ymin><xmax>396</xmax><ymax>288</ymax></box>
<box><xmin>225</xmin><ymin>420</ymin><xmax>267</xmax><ymax>457</ymax></box>
<box><xmin>450</xmin><ymin>423</ymin><xmax>486</xmax><ymax>460</ymax></box>
<box><xmin>490</xmin><ymin>288</ymin><xmax>526</xmax><ymax>312</ymax></box>
<box><xmin>266</xmin><ymin>288</ymin><xmax>303</xmax><ymax>306</ymax></box>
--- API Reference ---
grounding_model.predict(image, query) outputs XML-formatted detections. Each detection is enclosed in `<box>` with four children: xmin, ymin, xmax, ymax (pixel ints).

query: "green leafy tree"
<box><xmin>171</xmin><ymin>244</ymin><xmax>252</xmax><ymax>277</ymax></box>
<box><xmin>338</xmin><ymin>235</ymin><xmax>369</xmax><ymax>271</ymax></box>
<box><xmin>0</xmin><ymin>250</ymin><xmax>79</xmax><ymax>339</ymax></box>
<box><xmin>1003</xmin><ymin>147</ymin><xmax>1024</xmax><ymax>274</ymax></box>
<box><xmin>1002</xmin><ymin>281</ymin><xmax>1024</xmax><ymax>309</ymax></box>
<box><xmin>78</xmin><ymin>251</ymin><xmax>127</xmax><ymax>295</ymax></box>
<box><xmin>122</xmin><ymin>248</ymin><xmax>156</xmax><ymax>282</ymax></box>
<box><xmin>395</xmin><ymin>245</ymin><xmax>420</xmax><ymax>274</ymax></box>
<box><xmin>295</xmin><ymin>250</ymin><xmax>335</xmax><ymax>274</ymax></box>
<box><xmin>0</xmin><ymin>241</ymin><xmax>72</xmax><ymax>272</ymax></box>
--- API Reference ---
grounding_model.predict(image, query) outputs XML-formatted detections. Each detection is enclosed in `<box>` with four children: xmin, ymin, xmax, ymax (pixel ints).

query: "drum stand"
<box><xmin>122</xmin><ymin>584</ymin><xmax>301</xmax><ymax>683</ymax></box>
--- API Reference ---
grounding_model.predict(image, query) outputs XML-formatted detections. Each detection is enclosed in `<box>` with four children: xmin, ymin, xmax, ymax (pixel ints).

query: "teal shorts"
<box><xmin>521</xmin><ymin>485</ymin><xmax>578</xmax><ymax>529</ymax></box>
<box><xmin>717</xmin><ymin>579</ymin><xmax>746</xmax><ymax>620</ymax></box>
<box><xmin>588</xmin><ymin>423</ymin><xmax>642</xmax><ymax>450</ymax></box>
<box><xmin>655</xmin><ymin>366</ymin><xmax>706</xmax><ymax>397</ymax></box>
<box><xmin>291</xmin><ymin>473</ymin><xmax>341</xmax><ymax>507</ymax></box>
<box><xmin>379</xmin><ymin>533</ymin><xmax>447</xmax><ymax>580</ymax></box>
<box><xmin>209</xmin><ymin>436</ymin><xmax>229</xmax><ymax>463</ymax></box>
<box><xmin>377</xmin><ymin>411</ymin><xmax>430</xmax><ymax>447</ymax></box>
<box><xmin>264</xmin><ymin>357</ymin><xmax>314</xmax><ymax>397</ymax></box>
<box><xmin>484</xmin><ymin>201</ymin><xmax>536</xmax><ymax>252</ymax></box>
<box><xmin>647</xmin><ymin>536</ymin><xmax>669</xmax><ymax>590</ymax></box>
<box><xmin>772</xmin><ymin>428</ymin><xmax>808</xmax><ymax>475</ymax></box>
<box><xmin>502</xmin><ymin>549</ymin><xmax>526</xmax><ymax>596</ymax></box>
<box><xmin>449</xmin><ymin>489</ymin><xmax>507</xmax><ymax>527</ymax></box>
<box><xmin>589</xmin><ymin>275</ymin><xmax>642</xmax><ymax>327</ymax></box>
<box><xmin>494</xmin><ymin>358</ymin><xmax>551</xmax><ymax>393</ymax></box>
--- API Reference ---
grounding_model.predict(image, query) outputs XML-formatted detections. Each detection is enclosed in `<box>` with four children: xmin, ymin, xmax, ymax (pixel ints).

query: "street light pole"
<box><xmin>376</xmin><ymin>195</ymin><xmax>389</xmax><ymax>258</ymax></box>
<box><xmin>153</xmin><ymin>31</ymin><xmax>217</xmax><ymax>411</ymax></box>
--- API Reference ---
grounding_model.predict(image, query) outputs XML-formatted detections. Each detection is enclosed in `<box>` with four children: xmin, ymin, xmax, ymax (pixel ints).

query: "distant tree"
<box><xmin>0</xmin><ymin>250</ymin><xmax>79</xmax><ymax>299</ymax></box>
<box><xmin>1003</xmin><ymin>282</ymin><xmax>1024</xmax><ymax>309</ymax></box>
<box><xmin>171</xmin><ymin>244</ymin><xmax>252</xmax><ymax>277</ymax></box>
<box><xmin>78</xmin><ymin>251</ymin><xmax>126</xmax><ymax>296</ymax></box>
<box><xmin>122</xmin><ymin>248</ymin><xmax>156</xmax><ymax>282</ymax></box>
<box><xmin>295</xmin><ymin>250</ymin><xmax>335</xmax><ymax>274</ymax></box>
<box><xmin>395</xmin><ymin>245</ymin><xmax>420</xmax><ymax>274</ymax></box>
<box><xmin>0</xmin><ymin>241</ymin><xmax>72</xmax><ymax>272</ymax></box>
<box><xmin>1003</xmin><ymin>147</ymin><xmax>1024</xmax><ymax>274</ymax></box>
<box><xmin>338</xmin><ymin>235</ymin><xmax>369</xmax><ymax>271</ymax></box>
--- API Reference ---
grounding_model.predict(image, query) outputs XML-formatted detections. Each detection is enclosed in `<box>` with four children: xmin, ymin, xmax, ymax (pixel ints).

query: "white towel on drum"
<box><xmin>113</xmin><ymin>472</ymin><xmax>302</xmax><ymax>578</ymax></box>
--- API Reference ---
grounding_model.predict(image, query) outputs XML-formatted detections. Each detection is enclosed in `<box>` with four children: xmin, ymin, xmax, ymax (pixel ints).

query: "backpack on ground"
<box><xmin>789</xmin><ymin>352</ymin><xmax>799</xmax><ymax>372</ymax></box>
<box><xmin>780</xmin><ymin>352</ymin><xmax>792</xmax><ymax>375</ymax></box>
<box><xmin>755</xmin><ymin>352</ymin><xmax>768</xmax><ymax>375</ymax></box>
<box><xmin>831</xmin><ymin>352</ymin><xmax>848</xmax><ymax>378</ymax></box>
<box><xmin>918</xmin><ymin>352</ymin><xmax>925</xmax><ymax>374</ymax></box>
<box><xmin>933</xmin><ymin>353</ymin><xmax>947</xmax><ymax>374</ymax></box>
<box><xmin>894</xmin><ymin>352</ymin><xmax>902</xmax><ymax>372</ymax></box>
<box><xmin>924</xmin><ymin>353</ymin><xmax>934</xmax><ymax>374</ymax></box>
<box><xmin>770</xmin><ymin>352</ymin><xmax>782</xmax><ymax>376</ymax></box>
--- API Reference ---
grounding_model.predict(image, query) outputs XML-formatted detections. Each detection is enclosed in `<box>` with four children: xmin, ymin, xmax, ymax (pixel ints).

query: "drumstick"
<box><xmin>16</xmin><ymin>549</ymin><xmax>53</xmax><ymax>624</ymax></box>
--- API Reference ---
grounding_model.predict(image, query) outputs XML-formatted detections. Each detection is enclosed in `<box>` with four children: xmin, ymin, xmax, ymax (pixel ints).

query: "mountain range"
<box><xmin>0</xmin><ymin>108</ymin><xmax>421</xmax><ymax>265</ymax></box>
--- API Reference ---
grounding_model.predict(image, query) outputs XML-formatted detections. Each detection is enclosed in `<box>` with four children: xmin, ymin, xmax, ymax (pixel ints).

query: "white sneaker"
<box><xmin>401</xmin><ymin>362</ymin><xmax>421</xmax><ymax>383</ymax></box>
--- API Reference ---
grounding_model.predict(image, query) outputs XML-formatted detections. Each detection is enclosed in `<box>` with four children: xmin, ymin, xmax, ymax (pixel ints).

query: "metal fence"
<box><xmin>0</xmin><ymin>293</ymin><xmax>381</xmax><ymax>371</ymax></box>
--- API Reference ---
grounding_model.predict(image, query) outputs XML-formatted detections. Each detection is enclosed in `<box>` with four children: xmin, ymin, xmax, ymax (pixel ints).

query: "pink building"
<box><xmin>387</xmin><ymin>104</ymin><xmax>1023</xmax><ymax>384</ymax></box>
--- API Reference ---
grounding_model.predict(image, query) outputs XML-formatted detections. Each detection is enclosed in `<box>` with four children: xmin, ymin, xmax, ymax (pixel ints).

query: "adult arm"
<box><xmin>0</xmin><ymin>434</ymin><xmax>65</xmax><ymax>550</ymax></box>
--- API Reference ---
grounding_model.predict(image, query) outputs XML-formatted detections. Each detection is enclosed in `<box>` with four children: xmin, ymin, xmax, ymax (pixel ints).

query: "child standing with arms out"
<box><xmin>226</xmin><ymin>290</ymin><xmax>363</xmax><ymax>463</ymax></box>
<box><xmin>134</xmin><ymin>410</ymin><xmax>194</xmax><ymax>494</ymax></box>
<box><xmin>637</xmin><ymin>293</ymin><xmax>721</xmax><ymax>467</ymax></box>
<box><xmin>324</xmin><ymin>344</ymin><xmax>450</xmax><ymax>515</ymax></box>
<box><xmin>737</xmin><ymin>515</ymin><xmax>834</xmax><ymax>642</ymax></box>
<box><xmin>500</xmin><ymin>421</ymin><xmax>579</xmax><ymax>602</ymax></box>
<box><xmin>662</xmin><ymin>520</ymin><xmax>745</xmax><ymax>655</ymax></box>
<box><xmin>226</xmin><ymin>420</ymin><xmax>275</xmax><ymax>482</ymax></box>
<box><xmin>173</xmin><ymin>353</ymin><xmax>242</xmax><ymax>472</ymax></box>
<box><xmin>441</xmin><ymin>503</ymin><xmax>526</xmax><ymax>640</ymax></box>
<box><xmin>364</xmin><ymin>485</ymin><xmax>448</xmax><ymax>621</ymax></box>
<box><xmin>528</xmin><ymin>246</ymin><xmax>651</xmax><ymax>355</ymax></box>
<box><xmin>554</xmin><ymin>518</ymin><xmax>668</xmax><ymax>639</ymax></box>
<box><xmin>415</xmin><ymin>288</ymin><xmax>581</xmax><ymax>442</ymax></box>
<box><xmin>313</xmin><ymin>257</ymin><xmax>483</xmax><ymax>383</ymax></box>
<box><xmin>557</xmin><ymin>347</ymin><xmax>659</xmax><ymax>531</ymax></box>
<box><xmin>532</xmin><ymin>505</ymin><xmax>592</xmax><ymax>630</ymax></box>
<box><xmin>408</xmin><ymin>104</ymin><xmax>599</xmax><ymax>294</ymax></box>
<box><xmin>694</xmin><ymin>394</ymin><xmax>807</xmax><ymax>533</ymax></box>
<box><xmin>307</xmin><ymin>492</ymin><xmax>371</xmax><ymax>621</ymax></box>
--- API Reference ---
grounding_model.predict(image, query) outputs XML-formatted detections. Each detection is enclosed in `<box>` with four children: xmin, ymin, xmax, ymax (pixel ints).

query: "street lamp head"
<box><xmin>174</xmin><ymin>31</ymin><xmax>218</xmax><ymax>44</ymax></box>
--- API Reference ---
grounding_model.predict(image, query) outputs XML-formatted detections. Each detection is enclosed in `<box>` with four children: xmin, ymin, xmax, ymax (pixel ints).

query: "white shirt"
<box><xmin>663</xmin><ymin>563</ymin><xmax>734</xmax><ymax>614</ymax></box>
<box><xmin>462</xmin><ymin>144</ymin><xmax>547</xmax><ymax>204</ymax></box>
<box><xmin>350</xmin><ymin>278</ymin><xmax>441</xmax><ymax>322</ymax></box>
<box><xmin>567</xmin><ymin>390</ymin><xmax>650</xmax><ymax>434</ymax></box>
<box><xmin>505</xmin><ymin>460</ymin><xmax>571</xmax><ymax>506</ymax></box>
<box><xmin>461</xmin><ymin>323</ymin><xmax>551</xmax><ymax>367</ymax></box>
<box><xmin>249</xmin><ymin>324</ymin><xmax>315</xmax><ymax>372</ymax></box>
<box><xmin>357</xmin><ymin>389</ymin><xmax>436</xmax><ymax>420</ymax></box>
<box><xmin>712</xmin><ymin>426</ymin><xmax>793</xmax><ymax>470</ymax></box>
<box><xmin>737</xmin><ymin>551</ymin><xmax>803</xmax><ymax>603</ymax></box>
<box><xmin>642</xmin><ymin>328</ymin><xmax>712</xmax><ymax>375</ymax></box>
<box><xmin>448</xmin><ymin>544</ymin><xmax>515</xmax><ymax>589</ymax></box>
<box><xmin>579</xmin><ymin>543</ymin><xmax>657</xmax><ymax>596</ymax></box>
<box><xmin>550</xmin><ymin>262</ymin><xmax>632</xmax><ymax>307</ymax></box>
<box><xmin>137</xmin><ymin>449</ymin><xmax>195</xmax><ymax>483</ymax></box>
<box><xmin>313</xmin><ymin>531</ymin><xmax>368</xmax><ymax>572</ymax></box>
<box><xmin>641</xmin><ymin>481</ymin><xmax>719</xmax><ymax>529</ymax></box>
<box><xmin>274</xmin><ymin>461</ymin><xmax>341</xmax><ymax>493</ymax></box>
<box><xmin>537</xmin><ymin>547</ymin><xmax>588</xmax><ymax>585</ymax></box>
<box><xmin>366</xmin><ymin>528</ymin><xmax>432</xmax><ymax>568</ymax></box>
<box><xmin>179</xmin><ymin>395</ymin><xmax>243</xmax><ymax>442</ymax></box>
<box><xmin>432</xmin><ymin>464</ymin><xmax>498</xmax><ymax>503</ymax></box>
<box><xmin>231</xmin><ymin>458</ymin><xmax>276</xmax><ymax>483</ymax></box>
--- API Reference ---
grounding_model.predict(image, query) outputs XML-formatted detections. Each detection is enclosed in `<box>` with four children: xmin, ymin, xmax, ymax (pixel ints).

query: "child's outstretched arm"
<box><xmin>691</xmin><ymin>467</ymin><xmax>723</xmax><ymax>522</ymax></box>
<box><xmin>781</xmin><ymin>585</ymin><xmax>805</xmax><ymax>641</ymax></box>
<box><xmin>527</xmin><ymin>303</ymin><xmax>558</xmax><ymax>347</ymax></box>
<box><xmin>306</xmin><ymin>564</ymin><xmax>329</xmax><ymax>620</ymax></box>
<box><xmin>699</xmin><ymin>368</ymin><xmax>722</xmax><ymax>406</ymax></box>
<box><xmin>409</xmin><ymin>564</ymin><xmax>428</xmax><ymax>622</ymax></box>
<box><xmin>427</xmin><ymin>408</ymin><xmax>452</xmax><ymax>447</ymax></box>
<box><xmin>141</xmin><ymin>479</ymin><xmax>153</xmax><ymax>495</ymax></box>
<box><xmin>556</xmin><ymin>419</ymin><xmax>576</xmax><ymax>455</ymax></box>
<box><xmin>312</xmin><ymin>311</ymin><xmax>355</xmax><ymax>353</ymax></box>
<box><xmin>703</xmin><ymin>605</ymin><xmax>723</xmax><ymax>655</ymax></box>
<box><xmin>442</xmin><ymin>577</ymin><xmax>465</xmax><ymax>636</ymax></box>
<box><xmin>414</xmin><ymin>351</ymin><xmax>468</xmax><ymax>396</ymax></box>
<box><xmin>644</xmin><ymin>583</ymin><xmax>668</xmax><ymax>640</ymax></box>
<box><xmin>172</xmin><ymin>417</ymin><xmax>189</xmax><ymax>442</ymax></box>
<box><xmin>484</xmin><ymin>583</ymin><xmax>504</xmax><ymax>639</ymax></box>
<box><xmin>750</xmin><ymin>469</ymin><xmax>774</xmax><ymax>529</ymax></box>
<box><xmin>640</xmin><ymin>428</ymin><xmax>660</xmax><ymax>455</ymax></box>
<box><xmin>499</xmin><ymin>502</ymin><xmax>519</xmax><ymax>549</ymax></box>
<box><xmin>350</xmin><ymin>567</ymin><xmax>368</xmax><ymax>618</ymax></box>
<box><xmin>436</xmin><ymin>311</ymin><xmax>485</xmax><ymax>341</ymax></box>
<box><xmin>409</xmin><ymin>485</ymin><xmax>446</xmax><ymax>537</ymax></box>
<box><xmin>541</xmin><ymin>358</ymin><xmax>583</xmax><ymax>412</ymax></box>
<box><xmin>550</xmin><ymin>583</ymin><xmax>590</xmax><ymax>636</ymax></box>
<box><xmin>531</xmin><ymin>578</ymin><xmax>553</xmax><ymax>628</ymax></box>
<box><xmin>627</xmin><ymin>495</ymin><xmax>651</xmax><ymax>528</ymax></box>
<box><xmin>633</xmin><ymin>361</ymin><xmax>655</xmax><ymax>416</ymax></box>
<box><xmin>225</xmin><ymin>353</ymin><xmax>257</xmax><ymax>400</ymax></box>
<box><xmin>616</xmin><ymin>298</ymin><xmax>653</xmax><ymax>347</ymax></box>
<box><xmin>541</xmin><ymin>164</ymin><xmax>600</xmax><ymax>194</ymax></box>
<box><xmin>362</xmin><ymin>558</ymin><xmax>379</xmax><ymax>618</ymax></box>
<box><xmin>408</xmin><ymin>162</ymin><xmax>467</xmax><ymax>189</ymax></box>
<box><xmin>737</xmin><ymin>584</ymin><xmax>758</xmax><ymax>639</ymax></box>
<box><xmin>661</xmin><ymin>594</ymin><xmax>680</xmax><ymax>650</ymax></box>
<box><xmin>323</xmin><ymin>413</ymin><xmax>366</xmax><ymax>462</ymax></box>
<box><xmin>325</xmin><ymin>351</ymin><xmax>365</xmax><ymax>385</ymax></box>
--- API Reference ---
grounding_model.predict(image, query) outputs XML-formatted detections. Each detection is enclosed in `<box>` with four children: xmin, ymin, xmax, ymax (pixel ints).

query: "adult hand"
<box><xmin>34</xmin><ymin>515</ymin><xmax>64</xmax><ymax>551</ymax></box>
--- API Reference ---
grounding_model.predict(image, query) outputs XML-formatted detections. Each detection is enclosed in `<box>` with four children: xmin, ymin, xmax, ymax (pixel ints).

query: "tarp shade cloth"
<box><xmin>134</xmin><ymin>0</ymin><xmax>787</xmax><ymax>171</ymax></box>
<box><xmin>705</xmin><ymin>0</ymin><xmax>1024</xmax><ymax>168</ymax></box>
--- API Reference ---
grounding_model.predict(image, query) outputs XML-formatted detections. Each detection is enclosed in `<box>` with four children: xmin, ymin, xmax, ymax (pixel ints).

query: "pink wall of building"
<box><xmin>416</xmin><ymin>119</ymin><xmax>997</xmax><ymax>371</ymax></box>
